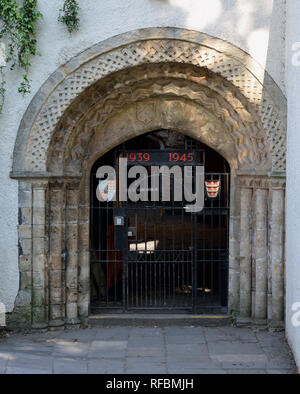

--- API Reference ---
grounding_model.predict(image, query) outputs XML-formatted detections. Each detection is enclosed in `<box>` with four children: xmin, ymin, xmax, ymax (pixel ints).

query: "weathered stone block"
<box><xmin>32</xmin><ymin>287</ymin><xmax>45</xmax><ymax>307</ymax></box>
<box><xmin>33</xmin><ymin>207</ymin><xmax>46</xmax><ymax>225</ymax></box>
<box><xmin>32</xmin><ymin>224</ymin><xmax>45</xmax><ymax>239</ymax></box>
<box><xmin>49</xmin><ymin>270</ymin><xmax>62</xmax><ymax>288</ymax></box>
<box><xmin>19</xmin><ymin>238</ymin><xmax>31</xmax><ymax>256</ymax></box>
<box><xmin>18</xmin><ymin>225</ymin><xmax>32</xmax><ymax>240</ymax></box>
<box><xmin>50</xmin><ymin>287</ymin><xmax>63</xmax><ymax>304</ymax></box>
<box><xmin>50</xmin><ymin>304</ymin><xmax>63</xmax><ymax>320</ymax></box>
<box><xmin>32</xmin><ymin>270</ymin><xmax>45</xmax><ymax>288</ymax></box>
<box><xmin>66</xmin><ymin>288</ymin><xmax>78</xmax><ymax>303</ymax></box>
<box><xmin>14</xmin><ymin>289</ymin><xmax>31</xmax><ymax>307</ymax></box>
<box><xmin>66</xmin><ymin>266</ymin><xmax>78</xmax><ymax>288</ymax></box>
<box><xmin>66</xmin><ymin>207</ymin><xmax>78</xmax><ymax>223</ymax></box>
<box><xmin>20</xmin><ymin>271</ymin><xmax>32</xmax><ymax>290</ymax></box>
<box><xmin>18</xmin><ymin>188</ymin><xmax>32</xmax><ymax>208</ymax></box>
<box><xmin>67</xmin><ymin>188</ymin><xmax>79</xmax><ymax>206</ymax></box>
<box><xmin>9</xmin><ymin>305</ymin><xmax>32</xmax><ymax>327</ymax></box>
<box><xmin>32</xmin><ymin>306</ymin><xmax>47</xmax><ymax>327</ymax></box>
<box><xmin>49</xmin><ymin>254</ymin><xmax>62</xmax><ymax>270</ymax></box>
<box><xmin>19</xmin><ymin>255</ymin><xmax>31</xmax><ymax>272</ymax></box>
<box><xmin>19</xmin><ymin>207</ymin><xmax>32</xmax><ymax>226</ymax></box>
<box><xmin>78</xmin><ymin>223</ymin><xmax>89</xmax><ymax>249</ymax></box>
<box><xmin>66</xmin><ymin>302</ymin><xmax>78</xmax><ymax>319</ymax></box>
<box><xmin>78</xmin><ymin>205</ymin><xmax>89</xmax><ymax>222</ymax></box>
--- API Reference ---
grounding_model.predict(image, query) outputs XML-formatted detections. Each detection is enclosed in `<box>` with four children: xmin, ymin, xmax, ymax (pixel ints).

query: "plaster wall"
<box><xmin>286</xmin><ymin>0</ymin><xmax>300</xmax><ymax>371</ymax></box>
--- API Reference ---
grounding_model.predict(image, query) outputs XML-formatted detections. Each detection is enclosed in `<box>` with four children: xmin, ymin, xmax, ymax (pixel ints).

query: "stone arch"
<box><xmin>12</xmin><ymin>28</ymin><xmax>286</xmax><ymax>176</ymax></box>
<box><xmin>10</xmin><ymin>28</ymin><xmax>286</xmax><ymax>329</ymax></box>
<box><xmin>47</xmin><ymin>62</ymin><xmax>270</xmax><ymax>175</ymax></box>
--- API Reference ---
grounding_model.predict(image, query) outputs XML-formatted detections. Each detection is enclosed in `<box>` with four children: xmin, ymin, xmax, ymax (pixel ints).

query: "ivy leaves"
<box><xmin>0</xmin><ymin>0</ymin><xmax>43</xmax><ymax>111</ymax></box>
<box><xmin>0</xmin><ymin>0</ymin><xmax>80</xmax><ymax>114</ymax></box>
<box><xmin>58</xmin><ymin>0</ymin><xmax>79</xmax><ymax>33</ymax></box>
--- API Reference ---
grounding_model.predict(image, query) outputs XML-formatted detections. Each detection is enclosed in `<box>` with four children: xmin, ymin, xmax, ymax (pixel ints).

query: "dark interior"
<box><xmin>90</xmin><ymin>130</ymin><xmax>230</xmax><ymax>314</ymax></box>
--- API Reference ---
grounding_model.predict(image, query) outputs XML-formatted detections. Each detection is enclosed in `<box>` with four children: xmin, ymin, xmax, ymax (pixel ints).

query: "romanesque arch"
<box><xmin>10</xmin><ymin>28</ymin><xmax>286</xmax><ymax>329</ymax></box>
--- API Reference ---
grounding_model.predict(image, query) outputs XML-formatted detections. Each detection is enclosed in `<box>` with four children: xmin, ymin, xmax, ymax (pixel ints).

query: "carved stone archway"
<box><xmin>10</xmin><ymin>28</ymin><xmax>286</xmax><ymax>329</ymax></box>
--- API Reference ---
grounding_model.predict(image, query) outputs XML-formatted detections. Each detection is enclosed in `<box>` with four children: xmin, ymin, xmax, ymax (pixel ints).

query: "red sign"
<box><xmin>122</xmin><ymin>150</ymin><xmax>197</xmax><ymax>166</ymax></box>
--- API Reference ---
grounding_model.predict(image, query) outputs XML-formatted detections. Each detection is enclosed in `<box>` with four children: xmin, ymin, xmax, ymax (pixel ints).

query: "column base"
<box><xmin>269</xmin><ymin>320</ymin><xmax>285</xmax><ymax>330</ymax></box>
<box><xmin>31</xmin><ymin>323</ymin><xmax>48</xmax><ymax>330</ymax></box>
<box><xmin>65</xmin><ymin>317</ymin><xmax>81</xmax><ymax>329</ymax></box>
<box><xmin>49</xmin><ymin>319</ymin><xmax>65</xmax><ymax>329</ymax></box>
<box><xmin>236</xmin><ymin>316</ymin><xmax>252</xmax><ymax>326</ymax></box>
<box><xmin>252</xmin><ymin>318</ymin><xmax>268</xmax><ymax>327</ymax></box>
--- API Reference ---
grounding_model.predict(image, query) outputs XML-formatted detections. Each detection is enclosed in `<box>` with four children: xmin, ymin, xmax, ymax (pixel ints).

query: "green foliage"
<box><xmin>0</xmin><ymin>0</ymin><xmax>43</xmax><ymax>112</ymax></box>
<box><xmin>230</xmin><ymin>309</ymin><xmax>239</xmax><ymax>325</ymax></box>
<box><xmin>0</xmin><ymin>1</ymin><xmax>81</xmax><ymax>113</ymax></box>
<box><xmin>0</xmin><ymin>67</ymin><xmax>5</xmax><ymax>112</ymax></box>
<box><xmin>58</xmin><ymin>0</ymin><xmax>79</xmax><ymax>33</ymax></box>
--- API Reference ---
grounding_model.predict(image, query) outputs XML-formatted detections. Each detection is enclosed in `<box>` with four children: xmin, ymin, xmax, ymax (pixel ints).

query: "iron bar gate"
<box><xmin>90</xmin><ymin>139</ymin><xmax>230</xmax><ymax>314</ymax></box>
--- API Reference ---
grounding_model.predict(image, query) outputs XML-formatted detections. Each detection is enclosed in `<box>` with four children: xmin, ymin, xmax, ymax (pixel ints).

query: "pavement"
<box><xmin>0</xmin><ymin>326</ymin><xmax>297</xmax><ymax>374</ymax></box>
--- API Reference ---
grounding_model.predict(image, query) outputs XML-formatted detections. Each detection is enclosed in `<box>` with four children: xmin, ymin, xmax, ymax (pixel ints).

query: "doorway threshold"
<box><xmin>88</xmin><ymin>314</ymin><xmax>232</xmax><ymax>327</ymax></box>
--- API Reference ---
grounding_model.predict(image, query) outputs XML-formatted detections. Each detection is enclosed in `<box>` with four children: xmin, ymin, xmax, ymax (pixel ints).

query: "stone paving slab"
<box><xmin>127</xmin><ymin>347</ymin><xmax>165</xmax><ymax>357</ymax></box>
<box><xmin>208</xmin><ymin>341</ymin><xmax>263</xmax><ymax>355</ymax></box>
<box><xmin>204</xmin><ymin>327</ymin><xmax>258</xmax><ymax>343</ymax></box>
<box><xmin>168</xmin><ymin>368</ymin><xmax>227</xmax><ymax>374</ymax></box>
<box><xmin>88</xmin><ymin>359</ymin><xmax>125</xmax><ymax>374</ymax></box>
<box><xmin>5</xmin><ymin>366</ymin><xmax>52</xmax><ymax>374</ymax></box>
<box><xmin>167</xmin><ymin>346</ymin><xmax>210</xmax><ymax>361</ymax></box>
<box><xmin>88</xmin><ymin>348</ymin><xmax>127</xmax><ymax>359</ymax></box>
<box><xmin>0</xmin><ymin>326</ymin><xmax>297</xmax><ymax>374</ymax></box>
<box><xmin>53</xmin><ymin>358</ymin><xmax>88</xmax><ymax>374</ymax></box>
<box><xmin>0</xmin><ymin>357</ymin><xmax>8</xmax><ymax>374</ymax></box>
<box><xmin>165</xmin><ymin>334</ymin><xmax>206</xmax><ymax>344</ymax></box>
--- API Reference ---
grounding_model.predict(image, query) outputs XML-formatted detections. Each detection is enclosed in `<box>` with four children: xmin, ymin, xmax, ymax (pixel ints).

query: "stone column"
<box><xmin>239</xmin><ymin>184</ymin><xmax>253</xmax><ymax>320</ymax></box>
<box><xmin>78</xmin><ymin>177</ymin><xmax>90</xmax><ymax>320</ymax></box>
<box><xmin>270</xmin><ymin>179</ymin><xmax>285</xmax><ymax>326</ymax></box>
<box><xmin>31</xmin><ymin>181</ymin><xmax>48</xmax><ymax>328</ymax></box>
<box><xmin>49</xmin><ymin>182</ymin><xmax>65</xmax><ymax>327</ymax></box>
<box><xmin>254</xmin><ymin>187</ymin><xmax>268</xmax><ymax>323</ymax></box>
<box><xmin>228</xmin><ymin>175</ymin><xmax>241</xmax><ymax>313</ymax></box>
<box><xmin>13</xmin><ymin>181</ymin><xmax>33</xmax><ymax>327</ymax></box>
<box><xmin>65</xmin><ymin>181</ymin><xmax>80</xmax><ymax>326</ymax></box>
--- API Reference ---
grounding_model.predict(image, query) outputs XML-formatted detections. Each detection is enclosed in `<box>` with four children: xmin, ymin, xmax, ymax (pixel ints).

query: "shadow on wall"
<box><xmin>262</xmin><ymin>0</ymin><xmax>286</xmax><ymax>174</ymax></box>
<box><xmin>265</xmin><ymin>0</ymin><xmax>286</xmax><ymax>91</ymax></box>
<box><xmin>147</xmin><ymin>0</ymin><xmax>285</xmax><ymax>94</ymax></box>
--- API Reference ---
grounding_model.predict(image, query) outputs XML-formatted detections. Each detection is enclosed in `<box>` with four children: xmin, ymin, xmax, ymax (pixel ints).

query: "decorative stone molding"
<box><xmin>47</xmin><ymin>63</ymin><xmax>270</xmax><ymax>175</ymax></box>
<box><xmin>11</xmin><ymin>28</ymin><xmax>286</xmax><ymax>177</ymax></box>
<box><xmin>238</xmin><ymin>175</ymin><xmax>272</xmax><ymax>189</ymax></box>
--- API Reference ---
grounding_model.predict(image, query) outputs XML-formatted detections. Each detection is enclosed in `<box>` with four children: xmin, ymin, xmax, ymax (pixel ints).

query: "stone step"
<box><xmin>88</xmin><ymin>314</ymin><xmax>232</xmax><ymax>327</ymax></box>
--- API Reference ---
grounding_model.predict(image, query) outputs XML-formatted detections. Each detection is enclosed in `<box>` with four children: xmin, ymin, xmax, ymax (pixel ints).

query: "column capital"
<box><xmin>238</xmin><ymin>175</ymin><xmax>269</xmax><ymax>189</ymax></box>
<box><xmin>269</xmin><ymin>176</ymin><xmax>286</xmax><ymax>190</ymax></box>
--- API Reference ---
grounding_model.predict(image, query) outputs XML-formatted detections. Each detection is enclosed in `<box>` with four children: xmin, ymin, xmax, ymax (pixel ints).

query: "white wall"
<box><xmin>286</xmin><ymin>0</ymin><xmax>300</xmax><ymax>371</ymax></box>
<box><xmin>0</xmin><ymin>0</ymin><xmax>286</xmax><ymax>312</ymax></box>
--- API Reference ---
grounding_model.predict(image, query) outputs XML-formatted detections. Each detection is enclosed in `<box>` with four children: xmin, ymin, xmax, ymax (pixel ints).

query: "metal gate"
<box><xmin>90</xmin><ymin>136</ymin><xmax>230</xmax><ymax>314</ymax></box>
